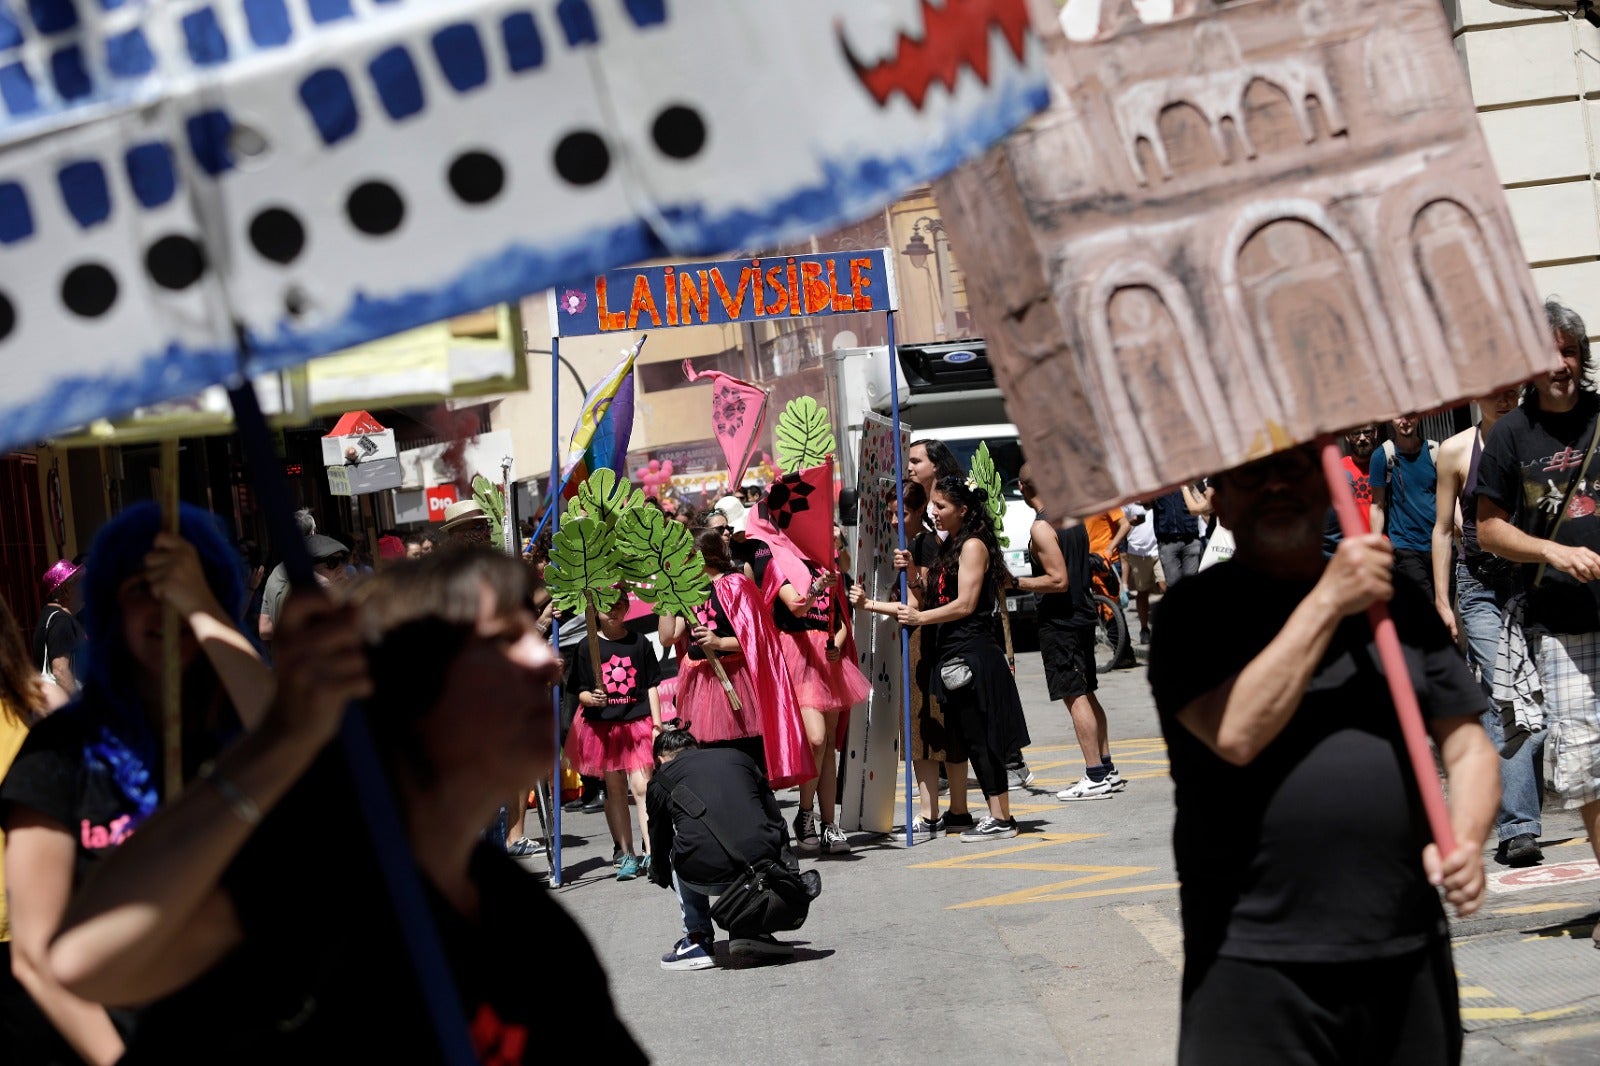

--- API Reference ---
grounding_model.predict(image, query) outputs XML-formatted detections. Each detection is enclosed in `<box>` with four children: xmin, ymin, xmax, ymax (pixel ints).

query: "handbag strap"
<box><xmin>1533</xmin><ymin>409</ymin><xmax>1600</xmax><ymax>588</ymax></box>
<box><xmin>669</xmin><ymin>783</ymin><xmax>751</xmax><ymax>869</ymax></box>
<box><xmin>38</xmin><ymin>607</ymin><xmax>60</xmax><ymax>674</ymax></box>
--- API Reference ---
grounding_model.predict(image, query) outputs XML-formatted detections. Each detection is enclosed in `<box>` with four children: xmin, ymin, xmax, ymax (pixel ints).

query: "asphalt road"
<box><xmin>547</xmin><ymin>623</ymin><xmax>1600</xmax><ymax>1065</ymax></box>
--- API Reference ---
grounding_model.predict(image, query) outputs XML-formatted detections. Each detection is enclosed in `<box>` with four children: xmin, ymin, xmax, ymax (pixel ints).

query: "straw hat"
<box><xmin>441</xmin><ymin>499</ymin><xmax>489</xmax><ymax>532</ymax></box>
<box><xmin>711</xmin><ymin>495</ymin><xmax>750</xmax><ymax>535</ymax></box>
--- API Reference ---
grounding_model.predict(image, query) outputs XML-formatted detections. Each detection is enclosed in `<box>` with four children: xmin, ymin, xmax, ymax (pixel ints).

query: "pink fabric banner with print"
<box><xmin>683</xmin><ymin>361</ymin><xmax>767</xmax><ymax>488</ymax></box>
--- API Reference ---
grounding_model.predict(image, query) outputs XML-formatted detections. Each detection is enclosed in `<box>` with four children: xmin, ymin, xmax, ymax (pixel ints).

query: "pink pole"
<box><xmin>1319</xmin><ymin>437</ymin><xmax>1458</xmax><ymax>855</ymax></box>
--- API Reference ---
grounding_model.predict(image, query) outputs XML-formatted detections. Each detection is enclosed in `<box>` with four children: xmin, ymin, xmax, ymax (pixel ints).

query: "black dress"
<box><xmin>925</xmin><ymin>555</ymin><xmax>1030</xmax><ymax>795</ymax></box>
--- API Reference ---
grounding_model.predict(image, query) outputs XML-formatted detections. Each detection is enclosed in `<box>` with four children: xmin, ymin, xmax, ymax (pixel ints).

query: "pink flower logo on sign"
<box><xmin>560</xmin><ymin>289</ymin><xmax>588</xmax><ymax>315</ymax></box>
<box><xmin>601</xmin><ymin>654</ymin><xmax>636</xmax><ymax>696</ymax></box>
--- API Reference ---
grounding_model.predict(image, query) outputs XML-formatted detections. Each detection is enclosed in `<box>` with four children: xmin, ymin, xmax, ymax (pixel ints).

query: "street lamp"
<box><xmin>524</xmin><ymin>337</ymin><xmax>590</xmax><ymax>398</ymax></box>
<box><xmin>901</xmin><ymin>217</ymin><xmax>955</xmax><ymax>338</ymax></box>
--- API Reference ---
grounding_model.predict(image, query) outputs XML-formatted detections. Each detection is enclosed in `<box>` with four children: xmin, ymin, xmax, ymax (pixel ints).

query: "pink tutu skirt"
<box><xmin>779</xmin><ymin>629</ymin><xmax>871</xmax><ymax>712</ymax></box>
<box><xmin>675</xmin><ymin>656</ymin><xmax>764</xmax><ymax>743</ymax></box>
<box><xmin>564</xmin><ymin>714</ymin><xmax>654</xmax><ymax>775</ymax></box>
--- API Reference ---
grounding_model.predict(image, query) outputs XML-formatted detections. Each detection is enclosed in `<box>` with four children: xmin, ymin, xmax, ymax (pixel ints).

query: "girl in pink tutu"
<box><xmin>565</xmin><ymin>592</ymin><xmax>662</xmax><ymax>882</ymax></box>
<box><xmin>775</xmin><ymin>563</ymin><xmax>871</xmax><ymax>854</ymax></box>
<box><xmin>659</xmin><ymin>531</ymin><xmax>812</xmax><ymax>791</ymax></box>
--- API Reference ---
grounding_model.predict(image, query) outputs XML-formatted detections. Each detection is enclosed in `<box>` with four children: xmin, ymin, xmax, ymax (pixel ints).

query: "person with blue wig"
<box><xmin>0</xmin><ymin>502</ymin><xmax>271</xmax><ymax>1065</ymax></box>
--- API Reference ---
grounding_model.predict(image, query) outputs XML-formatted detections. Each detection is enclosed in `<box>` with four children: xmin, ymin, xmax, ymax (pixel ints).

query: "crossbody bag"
<box><xmin>668</xmin><ymin>783</ymin><xmax>820</xmax><ymax>935</ymax></box>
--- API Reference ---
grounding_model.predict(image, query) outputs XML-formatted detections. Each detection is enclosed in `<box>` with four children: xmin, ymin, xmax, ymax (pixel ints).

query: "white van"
<box><xmin>831</xmin><ymin>342</ymin><xmax>1039</xmax><ymax>627</ymax></box>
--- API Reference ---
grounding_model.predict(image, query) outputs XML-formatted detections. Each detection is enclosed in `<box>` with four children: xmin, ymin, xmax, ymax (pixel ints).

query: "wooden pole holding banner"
<box><xmin>548</xmin><ymin>337</ymin><xmax>564</xmax><ymax>886</ymax></box>
<box><xmin>160</xmin><ymin>439</ymin><xmax>182</xmax><ymax>802</ymax></box>
<box><xmin>1319</xmin><ymin>438</ymin><xmax>1456</xmax><ymax>855</ymax></box>
<box><xmin>886</xmin><ymin>313</ymin><xmax>917</xmax><ymax>848</ymax></box>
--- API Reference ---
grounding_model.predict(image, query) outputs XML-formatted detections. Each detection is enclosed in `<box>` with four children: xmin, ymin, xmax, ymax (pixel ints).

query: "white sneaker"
<box><xmin>1056</xmin><ymin>776</ymin><xmax>1116</xmax><ymax>801</ymax></box>
<box><xmin>1104</xmin><ymin>771</ymin><xmax>1128</xmax><ymax>792</ymax></box>
<box><xmin>820</xmin><ymin>822</ymin><xmax>852</xmax><ymax>854</ymax></box>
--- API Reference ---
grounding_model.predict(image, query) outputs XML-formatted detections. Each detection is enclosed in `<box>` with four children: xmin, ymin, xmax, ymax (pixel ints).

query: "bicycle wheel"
<box><xmin>1093</xmin><ymin>593</ymin><xmax>1130</xmax><ymax>673</ymax></box>
<box><xmin>531</xmin><ymin>778</ymin><xmax>556</xmax><ymax>883</ymax></box>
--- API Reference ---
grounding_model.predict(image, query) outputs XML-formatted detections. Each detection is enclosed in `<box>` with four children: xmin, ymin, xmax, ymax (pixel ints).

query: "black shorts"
<box><xmin>1040</xmin><ymin>624</ymin><xmax>1097</xmax><ymax>702</ymax></box>
<box><xmin>1178</xmin><ymin>940</ymin><xmax>1460</xmax><ymax>1066</ymax></box>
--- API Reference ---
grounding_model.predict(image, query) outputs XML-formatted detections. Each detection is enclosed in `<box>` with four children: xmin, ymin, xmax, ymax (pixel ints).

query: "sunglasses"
<box><xmin>316</xmin><ymin>553</ymin><xmax>350</xmax><ymax>570</ymax></box>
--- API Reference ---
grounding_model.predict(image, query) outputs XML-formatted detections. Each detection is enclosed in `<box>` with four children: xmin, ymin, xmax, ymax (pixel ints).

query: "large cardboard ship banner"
<box><xmin>0</xmin><ymin>0</ymin><xmax>1048</xmax><ymax>451</ymax></box>
<box><xmin>938</xmin><ymin>0</ymin><xmax>1556</xmax><ymax>516</ymax></box>
<box><xmin>839</xmin><ymin>410</ymin><xmax>909</xmax><ymax>835</ymax></box>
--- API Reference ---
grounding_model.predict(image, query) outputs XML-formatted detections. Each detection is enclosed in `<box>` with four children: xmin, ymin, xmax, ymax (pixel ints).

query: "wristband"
<box><xmin>199</xmin><ymin>761</ymin><xmax>262</xmax><ymax>827</ymax></box>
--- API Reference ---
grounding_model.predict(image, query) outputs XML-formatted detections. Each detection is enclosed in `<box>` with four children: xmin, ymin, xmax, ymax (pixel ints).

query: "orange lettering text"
<box><xmin>764</xmin><ymin>266</ymin><xmax>789</xmax><ymax>315</ymax></box>
<box><xmin>710</xmin><ymin>267</ymin><xmax>752</xmax><ymax>319</ymax></box>
<box><xmin>663</xmin><ymin>268</ymin><xmax>677</xmax><ymax>326</ymax></box>
<box><xmin>595</xmin><ymin>277</ymin><xmax>627</xmax><ymax>331</ymax></box>
<box><xmin>628</xmin><ymin>274</ymin><xmax>661</xmax><ymax>330</ymax></box>
<box><xmin>680</xmin><ymin>270</ymin><xmax>711</xmax><ymax>324</ymax></box>
<box><xmin>829</xmin><ymin>260</ymin><xmax>854</xmax><ymax>311</ymax></box>
<box><xmin>802</xmin><ymin>261</ymin><xmax>831</xmax><ymax>315</ymax></box>
<box><xmin>850</xmin><ymin>258</ymin><xmax>875</xmax><ymax>311</ymax></box>
<box><xmin>786</xmin><ymin>259</ymin><xmax>801</xmax><ymax>316</ymax></box>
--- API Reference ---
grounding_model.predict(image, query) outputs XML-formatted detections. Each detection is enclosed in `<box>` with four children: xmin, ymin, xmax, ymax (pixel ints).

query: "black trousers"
<box><xmin>1393</xmin><ymin>548</ymin><xmax>1434</xmax><ymax>604</ymax></box>
<box><xmin>1178</xmin><ymin>939</ymin><xmax>1461</xmax><ymax>1066</ymax></box>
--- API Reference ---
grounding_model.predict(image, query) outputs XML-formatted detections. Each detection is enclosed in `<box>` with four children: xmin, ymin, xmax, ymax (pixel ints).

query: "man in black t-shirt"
<box><xmin>1015</xmin><ymin>467</ymin><xmax>1125</xmax><ymax>802</ymax></box>
<box><xmin>1476</xmin><ymin>298</ymin><xmax>1600</xmax><ymax>908</ymax></box>
<box><xmin>1149</xmin><ymin>443</ymin><xmax>1497</xmax><ymax>1065</ymax></box>
<box><xmin>34</xmin><ymin>559</ymin><xmax>84</xmax><ymax>698</ymax></box>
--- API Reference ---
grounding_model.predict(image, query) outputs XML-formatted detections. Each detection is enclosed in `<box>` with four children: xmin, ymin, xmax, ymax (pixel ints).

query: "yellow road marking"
<box><xmin>909</xmin><ymin>832</ymin><xmax>1176</xmax><ymax>909</ymax></box>
<box><xmin>1461</xmin><ymin>1007</ymin><xmax>1525</xmax><ymax>1021</ymax></box>
<box><xmin>1458</xmin><ymin>986</ymin><xmax>1495</xmax><ymax>999</ymax></box>
<box><xmin>1526</xmin><ymin>1006</ymin><xmax>1588</xmax><ymax>1022</ymax></box>
<box><xmin>1491</xmin><ymin>901</ymin><xmax>1590</xmax><ymax>916</ymax></box>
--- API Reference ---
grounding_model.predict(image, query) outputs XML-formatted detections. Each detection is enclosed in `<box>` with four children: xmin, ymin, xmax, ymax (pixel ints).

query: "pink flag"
<box><xmin>683</xmin><ymin>361</ymin><xmax>767</xmax><ymax>488</ymax></box>
<box><xmin>746</xmin><ymin>457</ymin><xmax>836</xmax><ymax>596</ymax></box>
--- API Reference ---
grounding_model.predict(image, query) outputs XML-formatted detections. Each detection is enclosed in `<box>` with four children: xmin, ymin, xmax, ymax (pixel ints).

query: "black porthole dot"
<box><xmin>0</xmin><ymin>291</ymin><xmax>14</xmax><ymax>342</ymax></box>
<box><xmin>554</xmin><ymin>131</ymin><xmax>610</xmax><ymax>186</ymax></box>
<box><xmin>346</xmin><ymin>181</ymin><xmax>405</xmax><ymax>236</ymax></box>
<box><xmin>449</xmin><ymin>151</ymin><xmax>505</xmax><ymax>205</ymax></box>
<box><xmin>250</xmin><ymin>207</ymin><xmax>306</xmax><ymax>265</ymax></box>
<box><xmin>651</xmin><ymin>105</ymin><xmax>706</xmax><ymax>160</ymax></box>
<box><xmin>62</xmin><ymin>263</ymin><xmax>118</xmax><ymax>318</ymax></box>
<box><xmin>145</xmin><ymin>234</ymin><xmax>206</xmax><ymax>291</ymax></box>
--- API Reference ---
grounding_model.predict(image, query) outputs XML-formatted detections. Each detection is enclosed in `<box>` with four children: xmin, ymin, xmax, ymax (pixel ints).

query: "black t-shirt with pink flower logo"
<box><xmin>774</xmin><ymin>562</ymin><xmax>837</xmax><ymax>634</ymax></box>
<box><xmin>685</xmin><ymin>584</ymin><xmax>736</xmax><ymax>663</ymax></box>
<box><xmin>571</xmin><ymin>632</ymin><xmax>660</xmax><ymax>722</ymax></box>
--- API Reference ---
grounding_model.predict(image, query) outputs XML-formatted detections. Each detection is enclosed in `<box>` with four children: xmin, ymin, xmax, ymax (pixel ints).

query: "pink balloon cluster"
<box><xmin>636</xmin><ymin>458</ymin><xmax>675</xmax><ymax>495</ymax></box>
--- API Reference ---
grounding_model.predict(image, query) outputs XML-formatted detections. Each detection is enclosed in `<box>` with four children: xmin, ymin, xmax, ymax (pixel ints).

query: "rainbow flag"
<box><xmin>555</xmin><ymin>336</ymin><xmax>645</xmax><ymax>500</ymax></box>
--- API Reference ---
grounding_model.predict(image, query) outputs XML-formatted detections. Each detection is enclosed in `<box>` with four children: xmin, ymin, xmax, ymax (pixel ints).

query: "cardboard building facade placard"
<box><xmin>936</xmin><ymin>0</ymin><xmax>1557</xmax><ymax>516</ymax></box>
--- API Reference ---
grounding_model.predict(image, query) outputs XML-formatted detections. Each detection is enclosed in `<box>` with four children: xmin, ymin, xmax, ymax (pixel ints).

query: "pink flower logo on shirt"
<box><xmin>693</xmin><ymin>600</ymin><xmax>716</xmax><ymax>628</ymax></box>
<box><xmin>601</xmin><ymin>654</ymin><xmax>636</xmax><ymax>697</ymax></box>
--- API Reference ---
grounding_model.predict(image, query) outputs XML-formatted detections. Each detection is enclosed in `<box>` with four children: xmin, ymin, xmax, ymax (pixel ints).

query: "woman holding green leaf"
<box><xmin>659</xmin><ymin>531</ymin><xmax>811</xmax><ymax>787</ymax></box>
<box><xmin>563</xmin><ymin>591</ymin><xmax>662</xmax><ymax>882</ymax></box>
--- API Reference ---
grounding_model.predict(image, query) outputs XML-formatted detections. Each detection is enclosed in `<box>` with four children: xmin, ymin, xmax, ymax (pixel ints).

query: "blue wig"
<box><xmin>77</xmin><ymin>502</ymin><xmax>248</xmax><ymax>821</ymax></box>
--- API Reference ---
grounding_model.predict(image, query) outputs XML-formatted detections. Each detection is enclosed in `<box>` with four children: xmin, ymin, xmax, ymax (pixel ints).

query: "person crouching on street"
<box><xmin>648</xmin><ymin>729</ymin><xmax>799</xmax><ymax>969</ymax></box>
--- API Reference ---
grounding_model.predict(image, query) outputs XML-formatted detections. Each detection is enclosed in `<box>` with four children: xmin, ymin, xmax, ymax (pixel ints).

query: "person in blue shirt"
<box><xmin>1370</xmin><ymin>414</ymin><xmax>1439</xmax><ymax>601</ymax></box>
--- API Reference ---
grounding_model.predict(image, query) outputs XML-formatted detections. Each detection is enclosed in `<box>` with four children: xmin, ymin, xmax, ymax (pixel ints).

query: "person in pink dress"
<box><xmin>565</xmin><ymin>592</ymin><xmax>663</xmax><ymax>882</ymax></box>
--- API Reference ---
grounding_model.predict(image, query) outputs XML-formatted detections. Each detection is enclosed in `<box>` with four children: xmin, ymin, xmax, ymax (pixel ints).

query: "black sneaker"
<box><xmin>1139</xmin><ymin>626</ymin><xmax>1152</xmax><ymax>645</ymax></box>
<box><xmin>960</xmin><ymin>816</ymin><xmax>1018</xmax><ymax>842</ymax></box>
<box><xmin>942</xmin><ymin>811</ymin><xmax>976</xmax><ymax>830</ymax></box>
<box><xmin>1499</xmin><ymin>833</ymin><xmax>1543</xmax><ymax>867</ymax></box>
<box><xmin>660</xmin><ymin>933</ymin><xmax>715</xmax><ymax>971</ymax></box>
<box><xmin>908</xmin><ymin>816</ymin><xmax>943</xmax><ymax>841</ymax></box>
<box><xmin>729</xmin><ymin>933</ymin><xmax>794</xmax><ymax>960</ymax></box>
<box><xmin>582</xmin><ymin>792</ymin><xmax>606</xmax><ymax>813</ymax></box>
<box><xmin>793</xmin><ymin>809</ymin><xmax>820</xmax><ymax>851</ymax></box>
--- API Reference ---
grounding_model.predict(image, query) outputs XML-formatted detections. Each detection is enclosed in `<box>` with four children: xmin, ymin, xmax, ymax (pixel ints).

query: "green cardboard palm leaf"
<box><xmin>970</xmin><ymin>441</ymin><xmax>1009</xmax><ymax>549</ymax></box>
<box><xmin>470</xmin><ymin>474</ymin><xmax>506</xmax><ymax>546</ymax></box>
<box><xmin>545</xmin><ymin>515</ymin><xmax>625</xmax><ymax>615</ymax></box>
<box><xmin>774</xmin><ymin>396</ymin><xmax>835</xmax><ymax>474</ymax></box>
<box><xmin>615</xmin><ymin>506</ymin><xmax>712</xmax><ymax>617</ymax></box>
<box><xmin>572</xmin><ymin>468</ymin><xmax>643</xmax><ymax>530</ymax></box>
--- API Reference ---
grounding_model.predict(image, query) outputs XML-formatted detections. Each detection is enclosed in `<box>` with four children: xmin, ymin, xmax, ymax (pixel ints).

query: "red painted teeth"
<box><xmin>839</xmin><ymin>0</ymin><xmax>1032</xmax><ymax>111</ymax></box>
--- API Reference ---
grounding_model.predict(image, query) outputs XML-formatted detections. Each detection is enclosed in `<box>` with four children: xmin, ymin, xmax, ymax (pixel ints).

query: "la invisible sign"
<box><xmin>555</xmin><ymin>251</ymin><xmax>890</xmax><ymax>337</ymax></box>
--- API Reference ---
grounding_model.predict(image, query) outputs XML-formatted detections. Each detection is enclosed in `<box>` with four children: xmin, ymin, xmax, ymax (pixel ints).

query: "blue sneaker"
<box><xmin>660</xmin><ymin>933</ymin><xmax>715</xmax><ymax>971</ymax></box>
<box><xmin>617</xmin><ymin>854</ymin><xmax>640</xmax><ymax>881</ymax></box>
